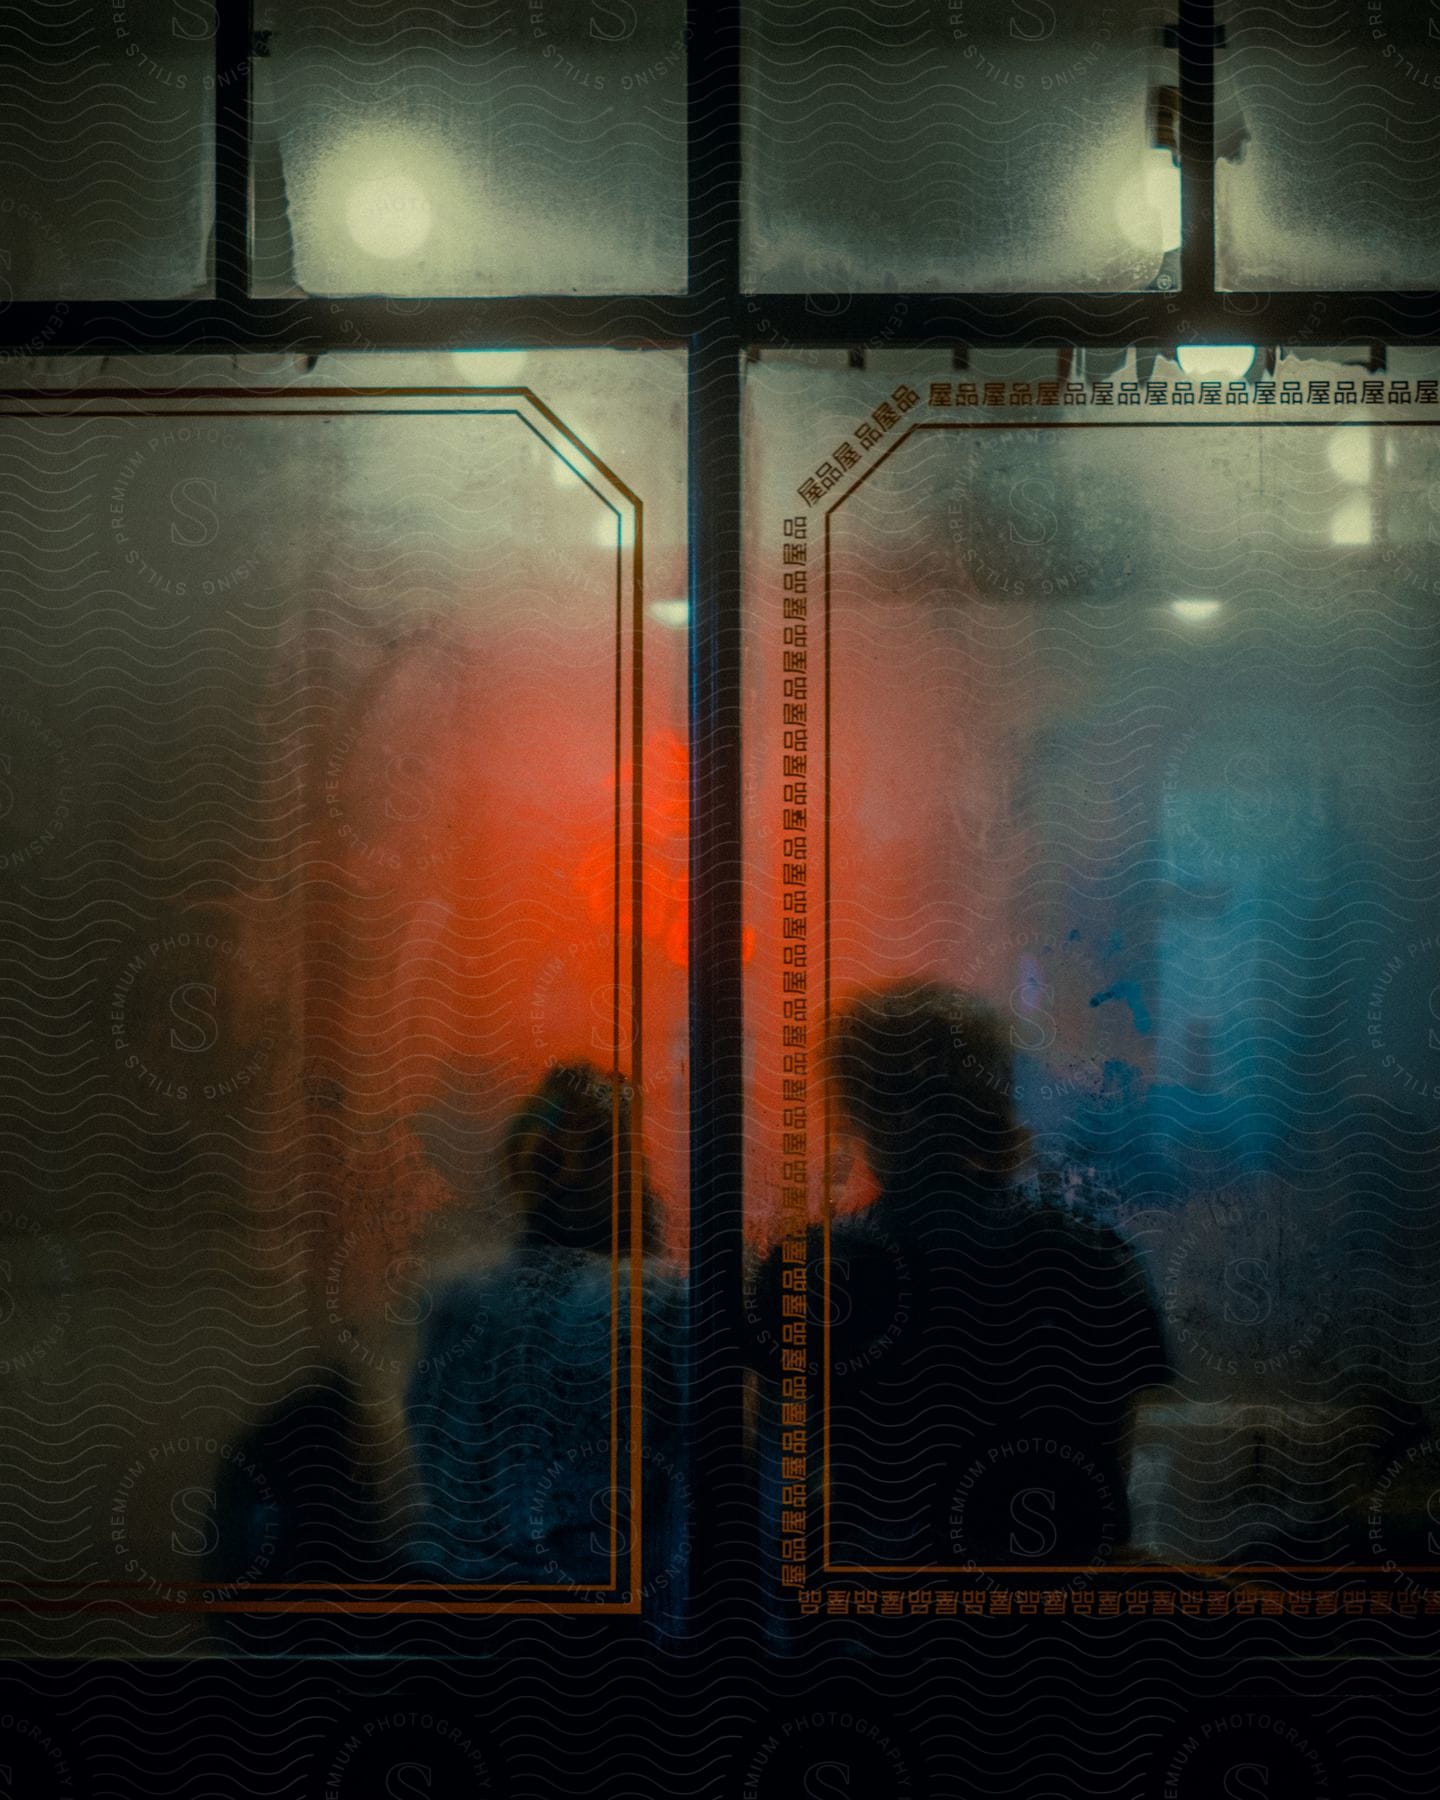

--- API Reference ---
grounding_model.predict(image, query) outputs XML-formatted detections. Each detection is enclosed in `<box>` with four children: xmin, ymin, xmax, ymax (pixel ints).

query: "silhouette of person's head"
<box><xmin>504</xmin><ymin>1061</ymin><xmax>663</xmax><ymax>1257</ymax></box>
<box><xmin>822</xmin><ymin>978</ymin><xmax>1029</xmax><ymax>1202</ymax></box>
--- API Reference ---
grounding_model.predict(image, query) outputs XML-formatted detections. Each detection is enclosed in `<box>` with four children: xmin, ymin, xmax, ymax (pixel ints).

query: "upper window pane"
<box><xmin>252</xmin><ymin>2</ymin><xmax>688</xmax><ymax>297</ymax></box>
<box><xmin>0</xmin><ymin>1</ymin><xmax>213</xmax><ymax>299</ymax></box>
<box><xmin>1219</xmin><ymin>0</ymin><xmax>1440</xmax><ymax>289</ymax></box>
<box><xmin>743</xmin><ymin>1</ymin><xmax>1177</xmax><ymax>294</ymax></box>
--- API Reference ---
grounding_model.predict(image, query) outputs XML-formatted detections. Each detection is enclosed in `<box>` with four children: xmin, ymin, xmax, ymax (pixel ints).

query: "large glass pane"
<box><xmin>0</xmin><ymin>352</ymin><xmax>689</xmax><ymax>1653</ymax></box>
<box><xmin>743</xmin><ymin>2</ymin><xmax>1178</xmax><ymax>294</ymax></box>
<box><xmin>252</xmin><ymin>2</ymin><xmax>688</xmax><ymax>297</ymax></box>
<box><xmin>745</xmin><ymin>350</ymin><xmax>1440</xmax><ymax>1622</ymax></box>
<box><xmin>0</xmin><ymin>1</ymin><xmax>212</xmax><ymax>299</ymax></box>
<box><xmin>1219</xmin><ymin>0</ymin><xmax>1440</xmax><ymax>289</ymax></box>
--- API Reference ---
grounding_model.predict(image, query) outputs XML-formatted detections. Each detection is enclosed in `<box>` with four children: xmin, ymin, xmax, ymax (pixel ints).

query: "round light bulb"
<box><xmin>345</xmin><ymin>172</ymin><xmax>433</xmax><ymax>260</ymax></box>
<box><xmin>1115</xmin><ymin>148</ymin><xmax>1182</xmax><ymax>254</ymax></box>
<box><xmin>1177</xmin><ymin>345</ymin><xmax>1257</xmax><ymax>383</ymax></box>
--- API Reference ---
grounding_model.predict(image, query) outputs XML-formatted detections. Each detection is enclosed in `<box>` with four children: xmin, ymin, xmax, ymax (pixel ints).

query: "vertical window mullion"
<box><xmin>214</xmin><ymin>0</ymin><xmax>253</xmax><ymax>304</ymax></box>
<box><xmin>687</xmin><ymin>0</ymin><xmax>751</xmax><ymax>1629</ymax></box>
<box><xmin>1178</xmin><ymin>0</ymin><xmax>1219</xmax><ymax>315</ymax></box>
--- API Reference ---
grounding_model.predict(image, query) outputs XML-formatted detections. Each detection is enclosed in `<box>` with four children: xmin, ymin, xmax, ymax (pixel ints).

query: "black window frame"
<box><xmin>3</xmin><ymin>0</ymin><xmax>1438</xmax><ymax>1636</ymax></box>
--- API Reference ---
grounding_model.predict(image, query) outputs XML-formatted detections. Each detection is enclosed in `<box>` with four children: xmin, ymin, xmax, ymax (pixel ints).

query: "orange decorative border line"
<box><xmin>769</xmin><ymin>398</ymin><xmax>1440</xmax><ymax>1605</ymax></box>
<box><xmin>0</xmin><ymin>388</ymin><xmax>647</xmax><ymax>1616</ymax></box>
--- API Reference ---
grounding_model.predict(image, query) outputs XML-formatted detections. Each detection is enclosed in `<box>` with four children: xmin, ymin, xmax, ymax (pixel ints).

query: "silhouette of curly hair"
<box><xmin>822</xmin><ymin>978</ymin><xmax>1029</xmax><ymax>1195</ymax></box>
<box><xmin>503</xmin><ymin>1060</ymin><xmax>663</xmax><ymax>1257</ymax></box>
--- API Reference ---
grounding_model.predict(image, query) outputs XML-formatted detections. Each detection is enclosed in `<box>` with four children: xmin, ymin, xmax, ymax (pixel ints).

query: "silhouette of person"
<box><xmin>203</xmin><ymin>1368</ymin><xmax>393</xmax><ymax>1649</ymax></box>
<box><xmin>751</xmin><ymin>978</ymin><xmax>1170</xmax><ymax>1581</ymax></box>
<box><xmin>406</xmin><ymin>1062</ymin><xmax>686</xmax><ymax>1619</ymax></box>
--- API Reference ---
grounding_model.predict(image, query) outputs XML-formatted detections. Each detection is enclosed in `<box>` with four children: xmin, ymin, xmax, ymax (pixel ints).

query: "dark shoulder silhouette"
<box><xmin>405</xmin><ymin>1063</ymin><xmax>686</xmax><ymax>1614</ymax></box>
<box><xmin>751</xmin><ymin>979</ymin><xmax>1170</xmax><ymax>1572</ymax></box>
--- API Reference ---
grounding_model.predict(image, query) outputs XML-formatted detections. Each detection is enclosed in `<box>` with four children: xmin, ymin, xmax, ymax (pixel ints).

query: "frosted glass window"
<box><xmin>252</xmin><ymin>2</ymin><xmax>687</xmax><ymax>297</ymax></box>
<box><xmin>0</xmin><ymin>1</ymin><xmax>212</xmax><ymax>298</ymax></box>
<box><xmin>0</xmin><ymin>352</ymin><xmax>688</xmax><ymax>1652</ymax></box>
<box><xmin>1219</xmin><ymin>0</ymin><xmax>1440</xmax><ymax>289</ymax></box>
<box><xmin>744</xmin><ymin>1</ymin><xmax>1177</xmax><ymax>294</ymax></box>
<box><xmin>746</xmin><ymin>356</ymin><xmax>1440</xmax><ymax>1580</ymax></box>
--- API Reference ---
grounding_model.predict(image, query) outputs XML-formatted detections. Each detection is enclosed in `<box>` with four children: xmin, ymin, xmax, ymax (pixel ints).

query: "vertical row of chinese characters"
<box><xmin>778</xmin><ymin>512</ymin><xmax>810</xmax><ymax>1592</ymax></box>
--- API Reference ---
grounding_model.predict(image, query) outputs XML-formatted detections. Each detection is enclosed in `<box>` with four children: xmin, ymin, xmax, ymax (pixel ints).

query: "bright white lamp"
<box><xmin>345</xmin><ymin>172</ymin><xmax>433</xmax><ymax>260</ymax></box>
<box><xmin>1115</xmin><ymin>148</ymin><xmax>1182</xmax><ymax>255</ymax></box>
<box><xmin>1177</xmin><ymin>345</ymin><xmax>1257</xmax><ymax>383</ymax></box>
<box><xmin>1171</xmin><ymin>598</ymin><xmax>1224</xmax><ymax>624</ymax></box>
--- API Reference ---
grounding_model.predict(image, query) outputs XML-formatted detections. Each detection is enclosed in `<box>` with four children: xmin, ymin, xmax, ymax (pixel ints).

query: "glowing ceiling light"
<box><xmin>1171</xmin><ymin>598</ymin><xmax>1224</xmax><ymax>624</ymax></box>
<box><xmin>1326</xmin><ymin>429</ymin><xmax>1371</xmax><ymax>484</ymax></box>
<box><xmin>648</xmin><ymin>599</ymin><xmax>690</xmax><ymax>629</ymax></box>
<box><xmin>1115</xmin><ymin>148</ymin><xmax>1182</xmax><ymax>254</ymax></box>
<box><xmin>1330</xmin><ymin>495</ymin><xmax>1373</xmax><ymax>545</ymax></box>
<box><xmin>345</xmin><ymin>171</ymin><xmax>433</xmax><ymax>259</ymax></box>
<box><xmin>1177</xmin><ymin>345</ymin><xmax>1257</xmax><ymax>383</ymax></box>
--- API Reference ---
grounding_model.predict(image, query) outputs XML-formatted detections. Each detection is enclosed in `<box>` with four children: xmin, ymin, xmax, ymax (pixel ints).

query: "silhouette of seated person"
<box><xmin>406</xmin><ymin>1062</ymin><xmax>685</xmax><ymax>1604</ymax></box>
<box><xmin>203</xmin><ymin>1368</ymin><xmax>394</xmax><ymax>1647</ymax></box>
<box><xmin>753</xmin><ymin>979</ymin><xmax>1170</xmax><ymax>1574</ymax></box>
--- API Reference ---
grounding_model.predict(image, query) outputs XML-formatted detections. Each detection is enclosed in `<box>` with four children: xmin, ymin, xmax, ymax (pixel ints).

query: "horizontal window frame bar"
<box><xmin>4</xmin><ymin>292</ymin><xmax>1440</xmax><ymax>354</ymax></box>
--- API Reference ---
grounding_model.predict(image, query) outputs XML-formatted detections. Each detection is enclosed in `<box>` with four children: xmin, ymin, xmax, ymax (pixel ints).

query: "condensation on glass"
<box><xmin>0</xmin><ymin>351</ymin><xmax>688</xmax><ymax>1652</ymax></box>
<box><xmin>1219</xmin><ymin>0</ymin><xmax>1440</xmax><ymax>289</ymax></box>
<box><xmin>251</xmin><ymin>2</ymin><xmax>688</xmax><ymax>297</ymax></box>
<box><xmin>743</xmin><ymin>1</ymin><xmax>1179</xmax><ymax>295</ymax></box>
<box><xmin>0</xmin><ymin>1</ymin><xmax>213</xmax><ymax>300</ymax></box>
<box><xmin>744</xmin><ymin>350</ymin><xmax>1440</xmax><ymax>1578</ymax></box>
